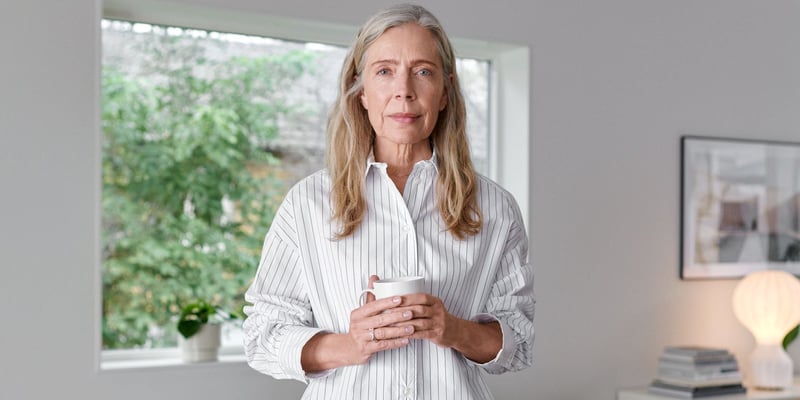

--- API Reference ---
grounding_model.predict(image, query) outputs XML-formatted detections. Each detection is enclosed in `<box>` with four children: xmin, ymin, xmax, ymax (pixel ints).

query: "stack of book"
<box><xmin>648</xmin><ymin>346</ymin><xmax>746</xmax><ymax>398</ymax></box>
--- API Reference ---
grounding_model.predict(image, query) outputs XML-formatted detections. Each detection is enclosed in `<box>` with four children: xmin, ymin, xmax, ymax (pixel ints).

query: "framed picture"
<box><xmin>681</xmin><ymin>136</ymin><xmax>800</xmax><ymax>279</ymax></box>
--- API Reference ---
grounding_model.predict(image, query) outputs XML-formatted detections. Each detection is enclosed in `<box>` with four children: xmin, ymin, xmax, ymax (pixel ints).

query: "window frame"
<box><xmin>98</xmin><ymin>1</ymin><xmax>529</xmax><ymax>371</ymax></box>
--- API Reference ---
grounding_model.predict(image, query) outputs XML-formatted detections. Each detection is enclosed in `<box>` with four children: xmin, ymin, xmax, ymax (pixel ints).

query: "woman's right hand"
<box><xmin>345</xmin><ymin>275</ymin><xmax>415</xmax><ymax>364</ymax></box>
<box><xmin>301</xmin><ymin>275</ymin><xmax>415</xmax><ymax>372</ymax></box>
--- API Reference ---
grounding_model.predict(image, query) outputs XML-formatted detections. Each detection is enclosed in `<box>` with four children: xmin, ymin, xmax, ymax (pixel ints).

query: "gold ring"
<box><xmin>369</xmin><ymin>327</ymin><xmax>376</xmax><ymax>342</ymax></box>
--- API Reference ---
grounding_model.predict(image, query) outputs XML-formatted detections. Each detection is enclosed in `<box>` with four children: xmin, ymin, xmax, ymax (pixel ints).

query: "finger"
<box><xmin>389</xmin><ymin>305</ymin><xmax>429</xmax><ymax>319</ymax></box>
<box><xmin>373</xmin><ymin>325</ymin><xmax>415</xmax><ymax>340</ymax></box>
<box><xmin>404</xmin><ymin>319</ymin><xmax>444</xmax><ymax>336</ymax></box>
<box><xmin>367</xmin><ymin>337</ymin><xmax>410</xmax><ymax>353</ymax></box>
<box><xmin>364</xmin><ymin>275</ymin><xmax>380</xmax><ymax>304</ymax></box>
<box><xmin>393</xmin><ymin>318</ymin><xmax>434</xmax><ymax>332</ymax></box>
<box><xmin>355</xmin><ymin>296</ymin><xmax>403</xmax><ymax>319</ymax></box>
<box><xmin>360</xmin><ymin>307</ymin><xmax>413</xmax><ymax>329</ymax></box>
<box><xmin>397</xmin><ymin>293</ymin><xmax>437</xmax><ymax>306</ymax></box>
<box><xmin>390</xmin><ymin>305</ymin><xmax>448</xmax><ymax>326</ymax></box>
<box><xmin>368</xmin><ymin>275</ymin><xmax>380</xmax><ymax>286</ymax></box>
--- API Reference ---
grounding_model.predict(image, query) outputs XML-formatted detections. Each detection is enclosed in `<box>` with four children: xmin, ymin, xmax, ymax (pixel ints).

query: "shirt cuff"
<box><xmin>279</xmin><ymin>326</ymin><xmax>332</xmax><ymax>382</ymax></box>
<box><xmin>466</xmin><ymin>313</ymin><xmax>517</xmax><ymax>372</ymax></box>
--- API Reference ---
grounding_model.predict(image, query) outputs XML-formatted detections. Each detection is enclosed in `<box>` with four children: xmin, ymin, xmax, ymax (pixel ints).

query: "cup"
<box><xmin>359</xmin><ymin>276</ymin><xmax>424</xmax><ymax>305</ymax></box>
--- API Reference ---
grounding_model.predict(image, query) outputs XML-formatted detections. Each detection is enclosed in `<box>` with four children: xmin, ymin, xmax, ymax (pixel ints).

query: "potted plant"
<box><xmin>177</xmin><ymin>300</ymin><xmax>236</xmax><ymax>363</ymax></box>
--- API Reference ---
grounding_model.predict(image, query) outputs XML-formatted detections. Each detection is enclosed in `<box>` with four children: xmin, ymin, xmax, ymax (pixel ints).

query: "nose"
<box><xmin>394</xmin><ymin>70</ymin><xmax>415</xmax><ymax>101</ymax></box>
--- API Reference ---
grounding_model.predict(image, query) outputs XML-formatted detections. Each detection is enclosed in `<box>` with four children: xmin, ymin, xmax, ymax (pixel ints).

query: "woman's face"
<box><xmin>360</xmin><ymin>23</ymin><xmax>448</xmax><ymax>149</ymax></box>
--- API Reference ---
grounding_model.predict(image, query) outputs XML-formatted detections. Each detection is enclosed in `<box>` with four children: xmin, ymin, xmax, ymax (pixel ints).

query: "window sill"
<box><xmin>101</xmin><ymin>346</ymin><xmax>246</xmax><ymax>371</ymax></box>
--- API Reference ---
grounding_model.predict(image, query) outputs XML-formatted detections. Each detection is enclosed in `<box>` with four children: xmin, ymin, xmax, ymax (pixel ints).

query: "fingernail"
<box><xmin>399</xmin><ymin>338</ymin><xmax>409</xmax><ymax>344</ymax></box>
<box><xmin>392</xmin><ymin>296</ymin><xmax>401</xmax><ymax>303</ymax></box>
<box><xmin>405</xmin><ymin>326</ymin><xmax>414</xmax><ymax>333</ymax></box>
<box><xmin>402</xmin><ymin>311</ymin><xmax>411</xmax><ymax>318</ymax></box>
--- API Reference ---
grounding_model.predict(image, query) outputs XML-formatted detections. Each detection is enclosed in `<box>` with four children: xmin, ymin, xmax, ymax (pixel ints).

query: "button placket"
<box><xmin>398</xmin><ymin>381</ymin><xmax>414</xmax><ymax>400</ymax></box>
<box><xmin>386</xmin><ymin>158</ymin><xmax>427</xmax><ymax>400</ymax></box>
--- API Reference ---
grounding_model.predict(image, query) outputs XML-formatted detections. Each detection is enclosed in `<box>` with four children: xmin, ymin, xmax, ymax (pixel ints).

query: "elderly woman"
<box><xmin>243</xmin><ymin>4</ymin><xmax>534</xmax><ymax>399</ymax></box>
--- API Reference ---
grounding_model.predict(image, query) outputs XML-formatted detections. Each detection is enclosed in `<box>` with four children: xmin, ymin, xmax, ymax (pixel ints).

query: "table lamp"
<box><xmin>732</xmin><ymin>270</ymin><xmax>800</xmax><ymax>390</ymax></box>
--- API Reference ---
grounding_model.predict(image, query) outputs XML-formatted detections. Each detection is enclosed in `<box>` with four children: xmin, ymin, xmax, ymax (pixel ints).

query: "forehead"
<box><xmin>365</xmin><ymin>23</ymin><xmax>441</xmax><ymax>65</ymax></box>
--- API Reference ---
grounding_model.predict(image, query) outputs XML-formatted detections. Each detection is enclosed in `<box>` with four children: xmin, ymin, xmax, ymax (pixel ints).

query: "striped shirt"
<box><xmin>243</xmin><ymin>153</ymin><xmax>535</xmax><ymax>400</ymax></box>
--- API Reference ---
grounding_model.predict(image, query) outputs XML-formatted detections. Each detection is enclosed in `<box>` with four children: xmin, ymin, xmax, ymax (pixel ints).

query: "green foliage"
<box><xmin>784</xmin><ymin>324</ymin><xmax>799</xmax><ymax>350</ymax></box>
<box><xmin>178</xmin><ymin>300</ymin><xmax>233</xmax><ymax>339</ymax></box>
<box><xmin>101</xmin><ymin>25</ymin><xmax>315</xmax><ymax>349</ymax></box>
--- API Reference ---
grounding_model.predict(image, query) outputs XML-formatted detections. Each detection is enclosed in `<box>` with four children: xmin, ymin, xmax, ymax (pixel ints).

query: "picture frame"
<box><xmin>681</xmin><ymin>136</ymin><xmax>800</xmax><ymax>279</ymax></box>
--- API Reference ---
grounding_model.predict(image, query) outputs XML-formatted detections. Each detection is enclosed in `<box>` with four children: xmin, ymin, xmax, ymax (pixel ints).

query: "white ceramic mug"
<box><xmin>359</xmin><ymin>276</ymin><xmax>424</xmax><ymax>305</ymax></box>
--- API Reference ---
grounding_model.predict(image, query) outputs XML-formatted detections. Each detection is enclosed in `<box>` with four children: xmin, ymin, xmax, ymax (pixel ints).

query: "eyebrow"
<box><xmin>369</xmin><ymin>59</ymin><xmax>439</xmax><ymax>68</ymax></box>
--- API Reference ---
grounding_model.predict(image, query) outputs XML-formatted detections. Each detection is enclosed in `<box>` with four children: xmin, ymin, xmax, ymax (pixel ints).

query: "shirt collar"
<box><xmin>365</xmin><ymin>146</ymin><xmax>439</xmax><ymax>177</ymax></box>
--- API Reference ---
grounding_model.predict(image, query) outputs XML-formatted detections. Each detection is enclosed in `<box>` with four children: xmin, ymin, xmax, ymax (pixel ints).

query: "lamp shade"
<box><xmin>732</xmin><ymin>270</ymin><xmax>800</xmax><ymax>345</ymax></box>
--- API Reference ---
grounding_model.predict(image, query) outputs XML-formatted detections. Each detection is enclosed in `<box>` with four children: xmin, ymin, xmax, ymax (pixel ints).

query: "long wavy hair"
<box><xmin>326</xmin><ymin>3</ymin><xmax>481</xmax><ymax>240</ymax></box>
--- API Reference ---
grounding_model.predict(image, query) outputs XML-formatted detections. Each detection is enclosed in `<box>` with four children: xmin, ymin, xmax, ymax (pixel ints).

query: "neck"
<box><xmin>373</xmin><ymin>141</ymin><xmax>432</xmax><ymax>193</ymax></box>
<box><xmin>373</xmin><ymin>141</ymin><xmax>432</xmax><ymax>171</ymax></box>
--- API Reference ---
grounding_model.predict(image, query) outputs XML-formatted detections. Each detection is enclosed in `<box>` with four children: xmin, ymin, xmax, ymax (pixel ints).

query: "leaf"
<box><xmin>177</xmin><ymin>319</ymin><xmax>202</xmax><ymax>339</ymax></box>
<box><xmin>783</xmin><ymin>324</ymin><xmax>799</xmax><ymax>350</ymax></box>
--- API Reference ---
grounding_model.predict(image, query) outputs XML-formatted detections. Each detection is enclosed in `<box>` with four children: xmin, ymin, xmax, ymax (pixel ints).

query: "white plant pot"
<box><xmin>178</xmin><ymin>323</ymin><xmax>221</xmax><ymax>363</ymax></box>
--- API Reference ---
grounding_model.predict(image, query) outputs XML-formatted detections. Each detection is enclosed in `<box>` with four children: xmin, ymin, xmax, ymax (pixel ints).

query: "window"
<box><xmin>99</xmin><ymin>3</ymin><xmax>528</xmax><ymax>370</ymax></box>
<box><xmin>100</xmin><ymin>17</ymin><xmax>494</xmax><ymax>363</ymax></box>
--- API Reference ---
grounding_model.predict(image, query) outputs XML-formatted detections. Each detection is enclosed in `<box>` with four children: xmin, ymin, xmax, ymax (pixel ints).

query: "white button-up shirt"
<box><xmin>243</xmin><ymin>153</ymin><xmax>535</xmax><ymax>400</ymax></box>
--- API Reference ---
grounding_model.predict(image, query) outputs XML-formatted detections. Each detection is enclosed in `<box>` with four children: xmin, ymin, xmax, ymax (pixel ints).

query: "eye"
<box><xmin>417</xmin><ymin>69</ymin><xmax>432</xmax><ymax>77</ymax></box>
<box><xmin>377</xmin><ymin>68</ymin><xmax>390</xmax><ymax>76</ymax></box>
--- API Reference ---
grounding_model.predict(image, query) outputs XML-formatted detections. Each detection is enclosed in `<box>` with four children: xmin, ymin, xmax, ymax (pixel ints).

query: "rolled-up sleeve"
<box><xmin>469</xmin><ymin>216</ymin><xmax>535</xmax><ymax>374</ymax></box>
<box><xmin>242</xmin><ymin>197</ymin><xmax>325</xmax><ymax>382</ymax></box>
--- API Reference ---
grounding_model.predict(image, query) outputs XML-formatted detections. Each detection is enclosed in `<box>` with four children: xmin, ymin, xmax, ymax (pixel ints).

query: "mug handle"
<box><xmin>359</xmin><ymin>288</ymin><xmax>376</xmax><ymax>306</ymax></box>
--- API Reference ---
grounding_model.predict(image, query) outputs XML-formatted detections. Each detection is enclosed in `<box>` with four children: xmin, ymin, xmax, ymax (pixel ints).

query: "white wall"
<box><xmin>2</xmin><ymin>0</ymin><xmax>800</xmax><ymax>399</ymax></box>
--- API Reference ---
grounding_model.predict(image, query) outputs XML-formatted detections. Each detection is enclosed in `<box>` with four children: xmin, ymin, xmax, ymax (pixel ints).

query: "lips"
<box><xmin>388</xmin><ymin>113</ymin><xmax>420</xmax><ymax>124</ymax></box>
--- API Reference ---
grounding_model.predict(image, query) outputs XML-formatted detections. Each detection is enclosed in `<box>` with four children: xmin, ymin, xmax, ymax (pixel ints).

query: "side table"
<box><xmin>618</xmin><ymin>382</ymin><xmax>800</xmax><ymax>400</ymax></box>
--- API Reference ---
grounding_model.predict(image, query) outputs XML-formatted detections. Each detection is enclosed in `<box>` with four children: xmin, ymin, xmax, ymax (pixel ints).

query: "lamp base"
<box><xmin>749</xmin><ymin>344</ymin><xmax>794</xmax><ymax>390</ymax></box>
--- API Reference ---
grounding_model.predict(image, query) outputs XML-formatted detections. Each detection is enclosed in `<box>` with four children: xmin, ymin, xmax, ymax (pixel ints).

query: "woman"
<box><xmin>243</xmin><ymin>4</ymin><xmax>534</xmax><ymax>399</ymax></box>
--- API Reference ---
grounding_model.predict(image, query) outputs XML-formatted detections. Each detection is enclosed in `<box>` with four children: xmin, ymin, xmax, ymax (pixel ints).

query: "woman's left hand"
<box><xmin>390</xmin><ymin>293</ymin><xmax>462</xmax><ymax>348</ymax></box>
<box><xmin>392</xmin><ymin>293</ymin><xmax>503</xmax><ymax>363</ymax></box>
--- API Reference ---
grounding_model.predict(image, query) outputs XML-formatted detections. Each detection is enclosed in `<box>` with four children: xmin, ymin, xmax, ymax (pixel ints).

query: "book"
<box><xmin>663</xmin><ymin>346</ymin><xmax>731</xmax><ymax>358</ymax></box>
<box><xmin>658</xmin><ymin>365</ymin><xmax>740</xmax><ymax>380</ymax></box>
<box><xmin>655</xmin><ymin>375</ymin><xmax>743</xmax><ymax>388</ymax></box>
<box><xmin>648</xmin><ymin>379</ymin><xmax>746</xmax><ymax>398</ymax></box>
<box><xmin>659</xmin><ymin>353</ymin><xmax>737</xmax><ymax>365</ymax></box>
<box><xmin>658</xmin><ymin>359</ymin><xmax>739</xmax><ymax>375</ymax></box>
